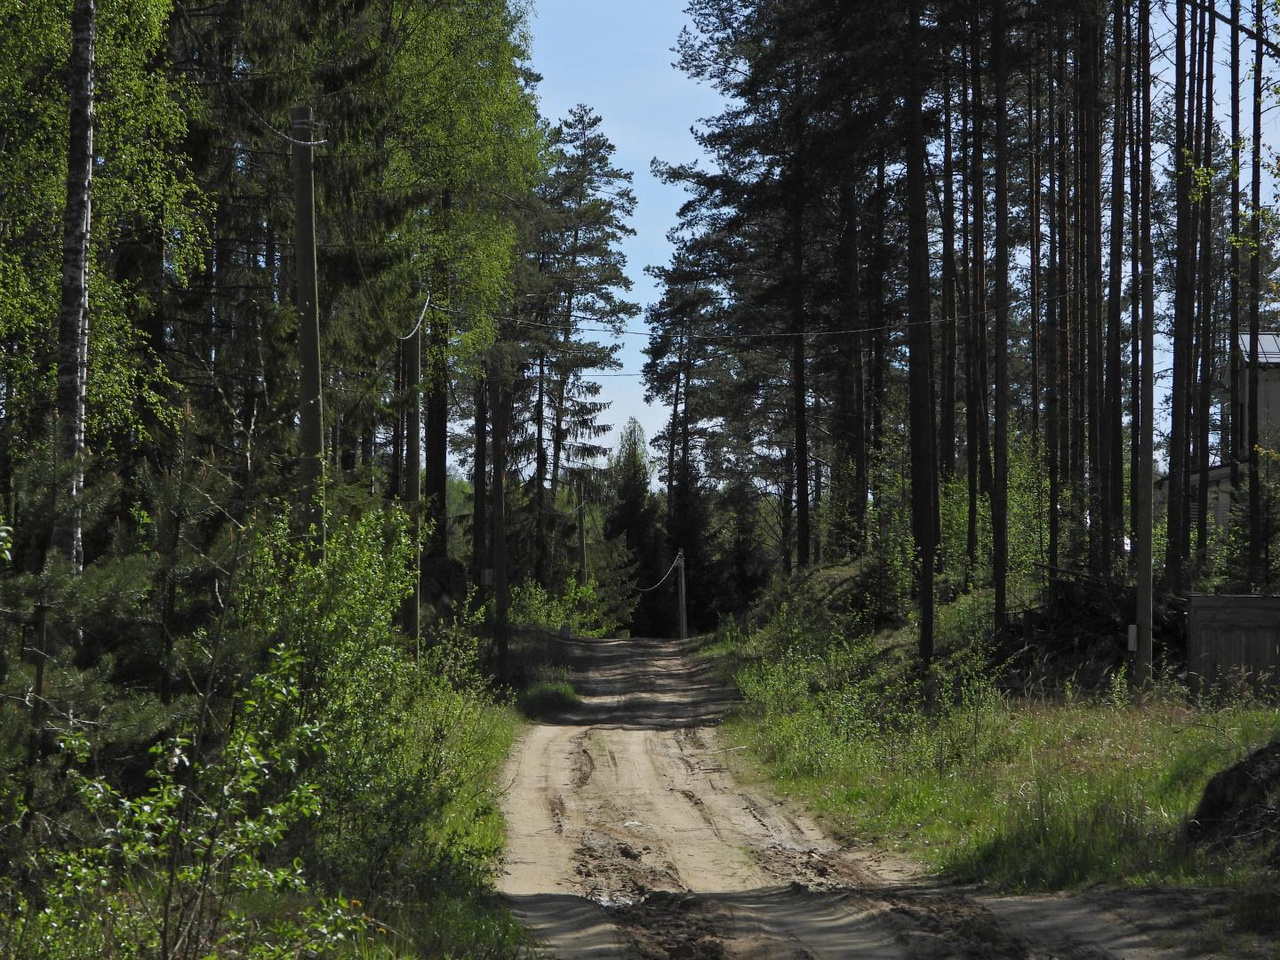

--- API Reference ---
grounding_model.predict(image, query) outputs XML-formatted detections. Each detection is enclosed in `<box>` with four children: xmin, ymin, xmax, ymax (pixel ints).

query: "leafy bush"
<box><xmin>1</xmin><ymin>510</ymin><xmax>526</xmax><ymax>958</ymax></box>
<box><xmin>509</xmin><ymin>576</ymin><xmax>616</xmax><ymax>637</ymax></box>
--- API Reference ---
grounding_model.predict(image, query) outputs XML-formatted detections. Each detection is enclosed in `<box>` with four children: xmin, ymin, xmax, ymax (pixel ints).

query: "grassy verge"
<box><xmin>715</xmin><ymin>571</ymin><xmax>1280</xmax><ymax>934</ymax></box>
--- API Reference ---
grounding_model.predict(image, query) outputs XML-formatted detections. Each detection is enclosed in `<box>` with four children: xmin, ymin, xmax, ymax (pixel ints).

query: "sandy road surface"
<box><xmin>498</xmin><ymin>637</ymin><xmax>1204</xmax><ymax>959</ymax></box>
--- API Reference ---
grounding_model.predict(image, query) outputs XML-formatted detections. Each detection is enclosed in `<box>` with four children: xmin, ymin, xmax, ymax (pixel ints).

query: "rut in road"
<box><xmin>498</xmin><ymin>636</ymin><xmax>1193</xmax><ymax>960</ymax></box>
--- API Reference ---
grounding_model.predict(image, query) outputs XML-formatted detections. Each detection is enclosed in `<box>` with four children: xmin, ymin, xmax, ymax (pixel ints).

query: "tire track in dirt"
<box><xmin>498</xmin><ymin>637</ymin><xmax>1193</xmax><ymax>959</ymax></box>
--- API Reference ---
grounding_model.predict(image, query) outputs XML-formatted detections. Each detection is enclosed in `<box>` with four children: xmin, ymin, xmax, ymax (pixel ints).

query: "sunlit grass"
<box><xmin>717</xmin><ymin>583</ymin><xmax>1280</xmax><ymax>911</ymax></box>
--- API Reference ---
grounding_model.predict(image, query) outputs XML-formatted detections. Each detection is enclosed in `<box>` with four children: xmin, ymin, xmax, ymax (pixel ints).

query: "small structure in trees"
<box><xmin>1234</xmin><ymin>333</ymin><xmax>1280</xmax><ymax>451</ymax></box>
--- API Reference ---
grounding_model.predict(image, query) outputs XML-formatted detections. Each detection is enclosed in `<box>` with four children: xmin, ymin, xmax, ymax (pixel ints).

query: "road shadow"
<box><xmin>541</xmin><ymin>636</ymin><xmax>741</xmax><ymax>729</ymax></box>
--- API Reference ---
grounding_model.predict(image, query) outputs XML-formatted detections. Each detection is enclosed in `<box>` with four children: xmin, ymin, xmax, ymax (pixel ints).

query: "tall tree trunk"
<box><xmin>1248</xmin><ymin>0</ymin><xmax>1264</xmax><ymax>583</ymax></box>
<box><xmin>490</xmin><ymin>365</ymin><xmax>510</xmax><ymax>684</ymax></box>
<box><xmin>941</xmin><ymin>65</ymin><xmax>959</xmax><ymax>480</ymax></box>
<box><xmin>1055</xmin><ymin>27</ymin><xmax>1073</xmax><ymax>573</ymax></box>
<box><xmin>533</xmin><ymin>353</ymin><xmax>548</xmax><ymax>585</ymax></box>
<box><xmin>1106</xmin><ymin>0</ymin><xmax>1129</xmax><ymax>568</ymax></box>
<box><xmin>1047</xmin><ymin>19</ymin><xmax>1062</xmax><ymax>577</ymax></box>
<box><xmin>425</xmin><ymin>313</ymin><xmax>449</xmax><ymax>571</ymax></box>
<box><xmin>1030</xmin><ymin>40</ymin><xmax>1043</xmax><ymax>448</ymax></box>
<box><xmin>907</xmin><ymin>0</ymin><xmax>936</xmax><ymax>670</ymax></box>
<box><xmin>1080</xmin><ymin>0</ymin><xmax>1107</xmax><ymax>574</ymax></box>
<box><xmin>54</xmin><ymin>0</ymin><xmax>95</xmax><ymax>576</ymax></box>
<box><xmin>968</xmin><ymin>9</ymin><xmax>988</xmax><ymax>577</ymax></box>
<box><xmin>1137</xmin><ymin>0</ymin><xmax>1157</xmax><ymax>685</ymax></box>
<box><xmin>472</xmin><ymin>375</ymin><xmax>488</xmax><ymax>594</ymax></box>
<box><xmin>1230</xmin><ymin>0</ymin><xmax>1243</xmax><ymax>487</ymax></box>
<box><xmin>838</xmin><ymin>177</ymin><xmax>868</xmax><ymax>551</ymax></box>
<box><xmin>1168</xmin><ymin>0</ymin><xmax>1193</xmax><ymax>592</ymax></box>
<box><xmin>992</xmin><ymin>0</ymin><xmax>1010</xmax><ymax>631</ymax></box>
<box><xmin>404</xmin><ymin>305</ymin><xmax>422</xmax><ymax>642</ymax></box>
<box><xmin>1195</xmin><ymin>8</ymin><xmax>1217</xmax><ymax>567</ymax></box>
<box><xmin>791</xmin><ymin>190</ymin><xmax>811</xmax><ymax>569</ymax></box>
<box><xmin>1129</xmin><ymin>0</ymin><xmax>1142</xmax><ymax>566</ymax></box>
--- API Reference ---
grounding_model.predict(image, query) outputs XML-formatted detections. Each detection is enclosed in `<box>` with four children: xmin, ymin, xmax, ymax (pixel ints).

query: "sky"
<box><xmin>526</xmin><ymin>0</ymin><xmax>724</xmax><ymax>456</ymax></box>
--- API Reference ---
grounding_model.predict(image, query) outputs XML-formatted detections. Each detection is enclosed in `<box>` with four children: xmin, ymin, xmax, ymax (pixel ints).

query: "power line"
<box><xmin>634</xmin><ymin>550</ymin><xmax>683</xmax><ymax>593</ymax></box>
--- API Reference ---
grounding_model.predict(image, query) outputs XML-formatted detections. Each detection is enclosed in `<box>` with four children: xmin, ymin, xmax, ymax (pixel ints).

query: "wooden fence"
<box><xmin>1187</xmin><ymin>595</ymin><xmax>1280</xmax><ymax>692</ymax></box>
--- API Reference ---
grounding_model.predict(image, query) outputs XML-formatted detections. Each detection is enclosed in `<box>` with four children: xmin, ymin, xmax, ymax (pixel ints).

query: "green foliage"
<box><xmin>516</xmin><ymin>665</ymin><xmax>582</xmax><ymax>720</ymax></box>
<box><xmin>1215</xmin><ymin>442</ymin><xmax>1280</xmax><ymax>592</ymax></box>
<box><xmin>938</xmin><ymin>432</ymin><xmax>1052</xmax><ymax>601</ymax></box>
<box><xmin>5</xmin><ymin>646</ymin><xmax>361</xmax><ymax>960</ymax></box>
<box><xmin>720</xmin><ymin>575</ymin><xmax>1280</xmax><ymax>907</ymax></box>
<box><xmin>509</xmin><ymin>576</ymin><xmax>620</xmax><ymax>638</ymax></box>
<box><xmin>1</xmin><ymin>511</ymin><xmax>527</xmax><ymax>958</ymax></box>
<box><xmin>226</xmin><ymin>513</ymin><xmax>515</xmax><ymax>899</ymax></box>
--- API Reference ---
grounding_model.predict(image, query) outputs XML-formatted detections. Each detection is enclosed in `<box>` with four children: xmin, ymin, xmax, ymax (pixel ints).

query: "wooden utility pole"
<box><xmin>1249</xmin><ymin>0</ymin><xmax>1264</xmax><ymax>584</ymax></box>
<box><xmin>1137</xmin><ymin>0</ymin><xmax>1155</xmax><ymax>688</ymax></box>
<box><xmin>292</xmin><ymin>105</ymin><xmax>325</xmax><ymax>553</ymax></box>
<box><xmin>676</xmin><ymin>549</ymin><xmax>687</xmax><ymax>641</ymax></box>
<box><xmin>578</xmin><ymin>482</ymin><xmax>588</xmax><ymax>585</ymax></box>
<box><xmin>1231</xmin><ymin>0</ymin><xmax>1243</xmax><ymax>486</ymax></box>
<box><xmin>404</xmin><ymin>297</ymin><xmax>423</xmax><ymax>646</ymax></box>
<box><xmin>906</xmin><ymin>0</ymin><xmax>936</xmax><ymax>668</ymax></box>
<box><xmin>54</xmin><ymin>0</ymin><xmax>96</xmax><ymax>577</ymax></box>
<box><xmin>992</xmin><ymin>0</ymin><xmax>1009</xmax><ymax>632</ymax></box>
<box><xmin>490</xmin><ymin>365</ymin><xmax>510</xmax><ymax>683</ymax></box>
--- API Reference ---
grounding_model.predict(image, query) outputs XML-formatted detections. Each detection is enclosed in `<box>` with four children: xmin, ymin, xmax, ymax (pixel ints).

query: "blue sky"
<box><xmin>526</xmin><ymin>0</ymin><xmax>724</xmax><ymax>455</ymax></box>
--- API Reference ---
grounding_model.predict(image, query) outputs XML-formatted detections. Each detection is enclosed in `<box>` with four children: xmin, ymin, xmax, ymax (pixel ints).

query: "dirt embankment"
<box><xmin>498</xmin><ymin>637</ymin><xmax>1211</xmax><ymax>959</ymax></box>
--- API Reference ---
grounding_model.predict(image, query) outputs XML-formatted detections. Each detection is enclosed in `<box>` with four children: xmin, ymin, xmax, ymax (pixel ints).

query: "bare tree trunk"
<box><xmin>1167</xmin><ymin>0</ymin><xmax>1192</xmax><ymax>593</ymax></box>
<box><xmin>907</xmin><ymin>0</ymin><xmax>936</xmax><ymax>670</ymax></box>
<box><xmin>1195</xmin><ymin>8</ymin><xmax>1217</xmax><ymax>567</ymax></box>
<box><xmin>1106</xmin><ymin>0</ymin><xmax>1129</xmax><ymax>568</ymax></box>
<box><xmin>791</xmin><ymin>189</ymin><xmax>811</xmax><ymax>569</ymax></box>
<box><xmin>54</xmin><ymin>0</ymin><xmax>96</xmax><ymax>576</ymax></box>
<box><xmin>1230</xmin><ymin>0</ymin><xmax>1243</xmax><ymax>487</ymax></box>
<box><xmin>1047</xmin><ymin>20</ymin><xmax>1062</xmax><ymax>577</ymax></box>
<box><xmin>533</xmin><ymin>353</ymin><xmax>548</xmax><ymax>585</ymax></box>
<box><xmin>1137</xmin><ymin>0</ymin><xmax>1157</xmax><ymax>685</ymax></box>
<box><xmin>490</xmin><ymin>366</ymin><xmax>510</xmax><ymax>684</ymax></box>
<box><xmin>941</xmin><ymin>63</ymin><xmax>959</xmax><ymax>481</ymax></box>
<box><xmin>1248</xmin><ymin>0</ymin><xmax>1264</xmax><ymax>583</ymax></box>
<box><xmin>472</xmin><ymin>375</ymin><xmax>488</xmax><ymax>593</ymax></box>
<box><xmin>1029</xmin><ymin>40</ymin><xmax>1043</xmax><ymax>448</ymax></box>
<box><xmin>1080</xmin><ymin>0</ymin><xmax>1106</xmax><ymax>574</ymax></box>
<box><xmin>992</xmin><ymin>0</ymin><xmax>1010</xmax><ymax>631</ymax></box>
<box><xmin>968</xmin><ymin>9</ymin><xmax>988</xmax><ymax>576</ymax></box>
<box><xmin>425</xmin><ymin>312</ymin><xmax>449</xmax><ymax>570</ymax></box>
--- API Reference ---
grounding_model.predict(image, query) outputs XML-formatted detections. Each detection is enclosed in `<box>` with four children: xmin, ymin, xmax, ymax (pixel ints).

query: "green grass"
<box><xmin>516</xmin><ymin>665</ymin><xmax>582</xmax><ymax>719</ymax></box>
<box><xmin>716</xmin><ymin>575</ymin><xmax>1280</xmax><ymax>925</ymax></box>
<box><xmin>345</xmin><ymin>892</ymin><xmax>534</xmax><ymax>959</ymax></box>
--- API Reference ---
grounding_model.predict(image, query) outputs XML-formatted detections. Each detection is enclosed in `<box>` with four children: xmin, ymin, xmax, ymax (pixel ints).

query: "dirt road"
<box><xmin>498</xmin><ymin>637</ymin><xmax>1204</xmax><ymax>959</ymax></box>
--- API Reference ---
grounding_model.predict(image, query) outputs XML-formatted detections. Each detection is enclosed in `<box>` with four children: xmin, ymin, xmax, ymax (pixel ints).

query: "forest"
<box><xmin>2</xmin><ymin>0</ymin><xmax>1280</xmax><ymax>956</ymax></box>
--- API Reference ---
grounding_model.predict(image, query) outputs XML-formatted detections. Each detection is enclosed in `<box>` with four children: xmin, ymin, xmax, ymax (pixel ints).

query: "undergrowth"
<box><xmin>719</xmin><ymin>571</ymin><xmax>1280</xmax><ymax>911</ymax></box>
<box><xmin>1</xmin><ymin>512</ymin><xmax>532</xmax><ymax>959</ymax></box>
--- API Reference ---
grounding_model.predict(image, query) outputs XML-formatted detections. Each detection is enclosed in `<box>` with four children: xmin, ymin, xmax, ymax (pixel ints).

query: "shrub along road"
<box><xmin>498</xmin><ymin>636</ymin><xmax>1201</xmax><ymax>959</ymax></box>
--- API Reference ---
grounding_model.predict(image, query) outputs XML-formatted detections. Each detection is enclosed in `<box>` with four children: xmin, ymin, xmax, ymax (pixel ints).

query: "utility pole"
<box><xmin>676</xmin><ymin>549</ymin><xmax>687</xmax><ymax>641</ymax></box>
<box><xmin>1136</xmin><ymin>0</ymin><xmax>1155</xmax><ymax>688</ymax></box>
<box><xmin>578</xmin><ymin>481</ymin><xmax>588</xmax><ymax>585</ymax></box>
<box><xmin>292</xmin><ymin>105</ymin><xmax>325</xmax><ymax>554</ymax></box>
<box><xmin>404</xmin><ymin>295</ymin><xmax>424</xmax><ymax>648</ymax></box>
<box><xmin>490</xmin><ymin>367</ymin><xmax>510</xmax><ymax>683</ymax></box>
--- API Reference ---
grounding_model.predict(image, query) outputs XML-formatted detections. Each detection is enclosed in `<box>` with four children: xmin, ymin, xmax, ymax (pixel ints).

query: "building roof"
<box><xmin>1238</xmin><ymin>332</ymin><xmax>1280</xmax><ymax>366</ymax></box>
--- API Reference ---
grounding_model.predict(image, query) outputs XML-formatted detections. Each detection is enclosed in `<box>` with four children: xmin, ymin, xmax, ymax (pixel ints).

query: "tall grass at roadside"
<box><xmin>721</xmin><ymin>585</ymin><xmax>1280</xmax><ymax>896</ymax></box>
